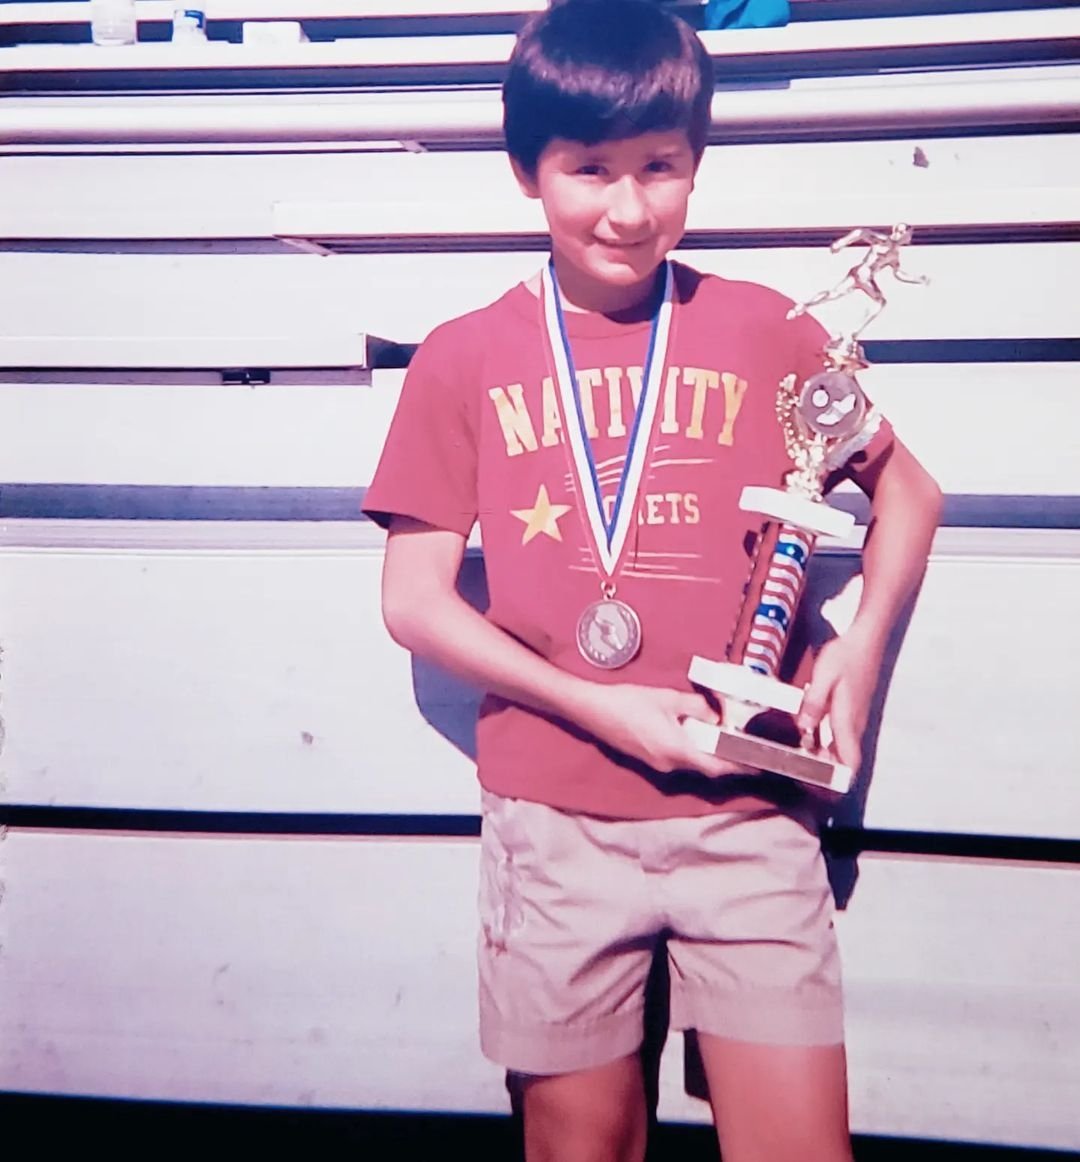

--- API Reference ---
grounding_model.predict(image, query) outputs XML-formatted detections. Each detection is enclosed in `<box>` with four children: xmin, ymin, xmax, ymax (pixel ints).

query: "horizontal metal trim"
<box><xmin>791</xmin><ymin>0</ymin><xmax>1080</xmax><ymax>19</ymax></box>
<box><xmin>5</xmin><ymin>227</ymin><xmax>1080</xmax><ymax>253</ymax></box>
<box><xmin>1</xmin><ymin>519</ymin><xmax>1075</xmax><ymax>559</ymax></box>
<box><xmin>6</xmin><ymin>53</ymin><xmax>1077</xmax><ymax>96</ymax></box>
<box><xmin>0</xmin><ymin>0</ymin><xmax>1071</xmax><ymax>32</ymax></box>
<box><xmin>3</xmin><ymin>66</ymin><xmax>1078</xmax><ymax>144</ymax></box>
<box><xmin>282</xmin><ymin>224</ymin><xmax>1080</xmax><ymax>256</ymax></box>
<box><xmin>0</xmin><ymin>334</ymin><xmax>409</xmax><ymax>371</ymax></box>
<box><xmin>830</xmin><ymin>494</ymin><xmax>1080</xmax><ymax>532</ymax></box>
<box><xmin>3</xmin><ymin>804</ymin><xmax>1079</xmax><ymax>864</ymax></box>
<box><xmin>0</xmin><ymin>484</ymin><xmax>371</xmax><ymax>522</ymax></box>
<box><xmin>3</xmin><ymin>11</ymin><xmax>1077</xmax><ymax>83</ymax></box>
<box><xmin>0</xmin><ymin>240</ymin><xmax>315</xmax><ymax>253</ymax></box>
<box><xmin>826</xmin><ymin>827</ymin><xmax>1080</xmax><ymax>864</ymax></box>
<box><xmin>2</xmin><ymin>339</ymin><xmax>1077</xmax><ymax>372</ymax></box>
<box><xmin>0</xmin><ymin>804</ymin><xmax>482</xmax><ymax>837</ymax></box>
<box><xmin>273</xmin><ymin>186</ymin><xmax>1079</xmax><ymax>249</ymax></box>
<box><xmin>3</xmin><ymin>0</ymin><xmax>1071</xmax><ymax>38</ymax></box>
<box><xmin>859</xmin><ymin>338</ymin><xmax>1080</xmax><ymax>363</ymax></box>
<box><xmin>2</xmin><ymin>486</ymin><xmax>1079</xmax><ymax>530</ymax></box>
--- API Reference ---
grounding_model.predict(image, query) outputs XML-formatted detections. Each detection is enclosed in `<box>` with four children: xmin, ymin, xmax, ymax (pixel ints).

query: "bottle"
<box><xmin>172</xmin><ymin>5</ymin><xmax>208</xmax><ymax>43</ymax></box>
<box><xmin>90</xmin><ymin>0</ymin><xmax>138</xmax><ymax>46</ymax></box>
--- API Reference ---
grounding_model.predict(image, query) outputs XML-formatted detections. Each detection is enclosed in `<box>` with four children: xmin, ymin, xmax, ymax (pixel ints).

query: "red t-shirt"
<box><xmin>364</xmin><ymin>262</ymin><xmax>892</xmax><ymax>818</ymax></box>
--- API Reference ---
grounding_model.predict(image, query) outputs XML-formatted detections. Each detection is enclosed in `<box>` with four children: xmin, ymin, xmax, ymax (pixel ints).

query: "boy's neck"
<box><xmin>539</xmin><ymin>255</ymin><xmax>667</xmax><ymax>319</ymax></box>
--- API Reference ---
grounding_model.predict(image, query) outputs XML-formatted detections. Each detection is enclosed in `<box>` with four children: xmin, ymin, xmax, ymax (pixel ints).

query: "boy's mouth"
<box><xmin>594</xmin><ymin>237</ymin><xmax>652</xmax><ymax>251</ymax></box>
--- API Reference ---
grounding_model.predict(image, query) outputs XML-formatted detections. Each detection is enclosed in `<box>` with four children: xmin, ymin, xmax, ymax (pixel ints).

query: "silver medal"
<box><xmin>576</xmin><ymin>597</ymin><xmax>642</xmax><ymax>669</ymax></box>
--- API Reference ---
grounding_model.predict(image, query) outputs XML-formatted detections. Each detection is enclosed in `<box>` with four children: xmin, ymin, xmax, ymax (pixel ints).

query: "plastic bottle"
<box><xmin>90</xmin><ymin>0</ymin><xmax>138</xmax><ymax>46</ymax></box>
<box><xmin>172</xmin><ymin>6</ymin><xmax>208</xmax><ymax>42</ymax></box>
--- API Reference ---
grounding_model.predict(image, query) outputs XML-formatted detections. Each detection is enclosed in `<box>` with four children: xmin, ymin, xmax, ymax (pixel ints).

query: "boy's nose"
<box><xmin>605</xmin><ymin>176</ymin><xmax>650</xmax><ymax>232</ymax></box>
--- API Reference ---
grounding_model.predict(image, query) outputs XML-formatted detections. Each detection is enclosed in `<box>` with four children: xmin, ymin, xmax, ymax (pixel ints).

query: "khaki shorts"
<box><xmin>478</xmin><ymin>791</ymin><xmax>843</xmax><ymax>1076</ymax></box>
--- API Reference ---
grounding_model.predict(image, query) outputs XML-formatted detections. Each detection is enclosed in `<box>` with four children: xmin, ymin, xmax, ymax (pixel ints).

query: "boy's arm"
<box><xmin>796</xmin><ymin>438</ymin><xmax>944</xmax><ymax>769</ymax></box>
<box><xmin>381</xmin><ymin>516</ymin><xmax>749</xmax><ymax>778</ymax></box>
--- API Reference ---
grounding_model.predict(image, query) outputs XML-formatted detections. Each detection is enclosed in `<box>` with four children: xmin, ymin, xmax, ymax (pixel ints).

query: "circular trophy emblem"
<box><xmin>576</xmin><ymin>598</ymin><xmax>642</xmax><ymax>669</ymax></box>
<box><xmin>797</xmin><ymin>371</ymin><xmax>867</xmax><ymax>440</ymax></box>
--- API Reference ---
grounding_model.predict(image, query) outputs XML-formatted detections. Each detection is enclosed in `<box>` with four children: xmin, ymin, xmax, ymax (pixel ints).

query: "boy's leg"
<box><xmin>663</xmin><ymin>805</ymin><xmax>850</xmax><ymax>1161</ymax></box>
<box><xmin>519</xmin><ymin>1055</ymin><xmax>648</xmax><ymax>1162</ymax></box>
<box><xmin>478</xmin><ymin>793</ymin><xmax>662</xmax><ymax>1159</ymax></box>
<box><xmin>697</xmin><ymin>1036</ymin><xmax>853</xmax><ymax>1162</ymax></box>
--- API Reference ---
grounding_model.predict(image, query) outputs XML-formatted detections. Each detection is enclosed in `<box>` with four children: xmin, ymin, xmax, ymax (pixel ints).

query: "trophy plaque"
<box><xmin>684</xmin><ymin>224</ymin><xmax>926</xmax><ymax>793</ymax></box>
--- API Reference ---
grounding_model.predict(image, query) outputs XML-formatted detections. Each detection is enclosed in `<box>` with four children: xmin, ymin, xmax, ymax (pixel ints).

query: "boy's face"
<box><xmin>513</xmin><ymin>129</ymin><xmax>697</xmax><ymax>309</ymax></box>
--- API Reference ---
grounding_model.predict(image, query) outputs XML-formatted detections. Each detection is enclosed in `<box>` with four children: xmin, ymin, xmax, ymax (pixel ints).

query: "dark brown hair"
<box><xmin>503</xmin><ymin>0</ymin><xmax>714</xmax><ymax>178</ymax></box>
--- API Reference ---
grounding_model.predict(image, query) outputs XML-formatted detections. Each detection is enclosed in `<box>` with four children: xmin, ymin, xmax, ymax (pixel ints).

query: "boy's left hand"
<box><xmin>796</xmin><ymin>626</ymin><xmax>885</xmax><ymax>771</ymax></box>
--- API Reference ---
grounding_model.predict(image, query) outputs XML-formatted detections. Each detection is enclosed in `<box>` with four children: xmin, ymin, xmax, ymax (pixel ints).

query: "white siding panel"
<box><xmin>845</xmin><ymin>555</ymin><xmax>1080</xmax><ymax>837</ymax></box>
<box><xmin>1</xmin><ymin>364</ymin><xmax>1076</xmax><ymax>495</ymax></box>
<box><xmin>858</xmin><ymin>364</ymin><xmax>1080</xmax><ymax>498</ymax></box>
<box><xmin>0</xmin><ymin>831</ymin><xmax>504</xmax><ymax>1110</ymax></box>
<box><xmin>2</xmin><ymin>545</ymin><xmax>1078</xmax><ymax>840</ymax></box>
<box><xmin>0</xmin><ymin>245</ymin><xmax>1074</xmax><ymax>349</ymax></box>
<box><xmin>0</xmin><ymin>543</ymin><xmax>482</xmax><ymax>815</ymax></box>
<box><xmin>0</xmin><ymin>378</ymin><xmax>403</xmax><ymax>488</ymax></box>
<box><xmin>2</xmin><ymin>135</ymin><xmax>1076</xmax><ymax>241</ymax></box>
<box><xmin>2</xmin><ymin>832</ymin><xmax>1077</xmax><ymax>1148</ymax></box>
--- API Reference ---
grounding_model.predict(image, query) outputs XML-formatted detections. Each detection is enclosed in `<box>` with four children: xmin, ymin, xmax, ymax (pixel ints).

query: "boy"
<box><xmin>363</xmin><ymin>2</ymin><xmax>942</xmax><ymax>1159</ymax></box>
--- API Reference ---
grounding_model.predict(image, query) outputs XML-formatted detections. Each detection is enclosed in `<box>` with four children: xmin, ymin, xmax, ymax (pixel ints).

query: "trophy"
<box><xmin>684</xmin><ymin>224</ymin><xmax>927</xmax><ymax>793</ymax></box>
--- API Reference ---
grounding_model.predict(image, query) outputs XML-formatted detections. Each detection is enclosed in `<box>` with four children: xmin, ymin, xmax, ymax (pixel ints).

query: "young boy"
<box><xmin>363</xmin><ymin>2</ymin><xmax>942</xmax><ymax>1159</ymax></box>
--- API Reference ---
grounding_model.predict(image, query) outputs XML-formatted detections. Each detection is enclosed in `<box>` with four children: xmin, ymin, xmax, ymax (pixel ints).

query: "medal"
<box><xmin>540</xmin><ymin>260</ymin><xmax>674</xmax><ymax>669</ymax></box>
<box><xmin>577</xmin><ymin>590</ymin><xmax>643</xmax><ymax>670</ymax></box>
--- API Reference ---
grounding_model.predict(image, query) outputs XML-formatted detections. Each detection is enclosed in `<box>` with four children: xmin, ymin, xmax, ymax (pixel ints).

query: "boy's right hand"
<box><xmin>574</xmin><ymin>682</ymin><xmax>755</xmax><ymax>778</ymax></box>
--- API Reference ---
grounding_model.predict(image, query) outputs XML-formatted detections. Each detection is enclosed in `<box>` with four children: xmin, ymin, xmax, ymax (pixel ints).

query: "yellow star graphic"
<box><xmin>511</xmin><ymin>484</ymin><xmax>573</xmax><ymax>545</ymax></box>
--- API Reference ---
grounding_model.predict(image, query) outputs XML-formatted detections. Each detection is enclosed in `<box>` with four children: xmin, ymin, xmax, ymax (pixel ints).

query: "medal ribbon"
<box><xmin>541</xmin><ymin>259</ymin><xmax>673</xmax><ymax>578</ymax></box>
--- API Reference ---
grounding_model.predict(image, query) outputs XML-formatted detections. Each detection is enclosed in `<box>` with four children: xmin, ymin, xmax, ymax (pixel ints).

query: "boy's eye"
<box><xmin>576</xmin><ymin>163</ymin><xmax>605</xmax><ymax>176</ymax></box>
<box><xmin>645</xmin><ymin>159</ymin><xmax>673</xmax><ymax>174</ymax></box>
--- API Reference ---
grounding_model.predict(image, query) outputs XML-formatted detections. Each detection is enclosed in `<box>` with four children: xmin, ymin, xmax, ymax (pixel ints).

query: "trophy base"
<box><xmin>683</xmin><ymin>717</ymin><xmax>852</xmax><ymax>794</ymax></box>
<box><xmin>689</xmin><ymin>656</ymin><xmax>803</xmax><ymax>716</ymax></box>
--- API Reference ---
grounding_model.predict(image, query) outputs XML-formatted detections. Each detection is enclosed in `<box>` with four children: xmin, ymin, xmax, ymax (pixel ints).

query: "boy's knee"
<box><xmin>521</xmin><ymin>1059</ymin><xmax>647</xmax><ymax>1162</ymax></box>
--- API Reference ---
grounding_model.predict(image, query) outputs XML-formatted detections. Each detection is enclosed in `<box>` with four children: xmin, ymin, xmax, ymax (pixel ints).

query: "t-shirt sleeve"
<box><xmin>786</xmin><ymin>303</ymin><xmax>895</xmax><ymax>490</ymax></box>
<box><xmin>361</xmin><ymin>319</ymin><xmax>479</xmax><ymax>536</ymax></box>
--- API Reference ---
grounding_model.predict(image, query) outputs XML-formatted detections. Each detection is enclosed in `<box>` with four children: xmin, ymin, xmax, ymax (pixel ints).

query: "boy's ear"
<box><xmin>510</xmin><ymin>158</ymin><xmax>541</xmax><ymax>199</ymax></box>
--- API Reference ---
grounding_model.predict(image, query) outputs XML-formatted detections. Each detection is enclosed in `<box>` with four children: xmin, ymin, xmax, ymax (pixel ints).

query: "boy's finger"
<box><xmin>797</xmin><ymin>679</ymin><xmax>831</xmax><ymax>734</ymax></box>
<box><xmin>828</xmin><ymin>711</ymin><xmax>862</xmax><ymax>770</ymax></box>
<box><xmin>676</xmin><ymin>690</ymin><xmax>720</xmax><ymax>726</ymax></box>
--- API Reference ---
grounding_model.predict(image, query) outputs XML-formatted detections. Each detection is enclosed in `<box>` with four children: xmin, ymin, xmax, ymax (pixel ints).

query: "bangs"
<box><xmin>504</xmin><ymin>0</ymin><xmax>713</xmax><ymax>175</ymax></box>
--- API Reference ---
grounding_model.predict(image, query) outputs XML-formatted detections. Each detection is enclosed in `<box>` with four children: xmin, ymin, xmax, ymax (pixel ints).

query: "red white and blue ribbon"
<box><xmin>540</xmin><ymin>259</ymin><xmax>674</xmax><ymax>578</ymax></box>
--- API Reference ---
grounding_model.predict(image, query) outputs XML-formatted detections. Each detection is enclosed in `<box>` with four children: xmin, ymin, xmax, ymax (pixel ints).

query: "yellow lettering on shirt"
<box><xmin>603</xmin><ymin>367</ymin><xmax>627</xmax><ymax>438</ymax></box>
<box><xmin>488</xmin><ymin>384</ymin><xmax>538</xmax><ymax>457</ymax></box>
<box><xmin>683</xmin><ymin>367</ymin><xmax>720</xmax><ymax>440</ymax></box>
<box><xmin>486</xmin><ymin>364</ymin><xmax>747</xmax><ymax>459</ymax></box>
<box><xmin>601</xmin><ymin>491</ymin><xmax>703</xmax><ymax>526</ymax></box>
<box><xmin>625</xmin><ymin>365</ymin><xmax>644</xmax><ymax>412</ymax></box>
<box><xmin>718</xmin><ymin>372</ymin><xmax>749</xmax><ymax>446</ymax></box>
<box><xmin>659</xmin><ymin>365</ymin><xmax>681</xmax><ymax>434</ymax></box>
<box><xmin>575</xmin><ymin>368</ymin><xmax>603</xmax><ymax>439</ymax></box>
<box><xmin>540</xmin><ymin>375</ymin><xmax>563</xmax><ymax>447</ymax></box>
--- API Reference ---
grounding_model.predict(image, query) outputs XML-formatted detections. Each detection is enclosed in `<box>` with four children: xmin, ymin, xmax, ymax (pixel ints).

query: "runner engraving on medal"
<box><xmin>576</xmin><ymin>590</ymin><xmax>642</xmax><ymax>670</ymax></box>
<box><xmin>541</xmin><ymin>260</ymin><xmax>674</xmax><ymax>670</ymax></box>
